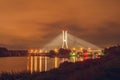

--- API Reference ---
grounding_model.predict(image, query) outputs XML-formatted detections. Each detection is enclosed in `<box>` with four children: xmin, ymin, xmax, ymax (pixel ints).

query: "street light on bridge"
<box><xmin>39</xmin><ymin>49</ymin><xmax>43</xmax><ymax>53</ymax></box>
<box><xmin>54</xmin><ymin>48</ymin><xmax>58</xmax><ymax>53</ymax></box>
<box><xmin>28</xmin><ymin>49</ymin><xmax>34</xmax><ymax>54</ymax></box>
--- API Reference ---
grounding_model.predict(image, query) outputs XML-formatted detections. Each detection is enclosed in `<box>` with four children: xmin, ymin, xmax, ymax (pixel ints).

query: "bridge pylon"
<box><xmin>62</xmin><ymin>30</ymin><xmax>68</xmax><ymax>49</ymax></box>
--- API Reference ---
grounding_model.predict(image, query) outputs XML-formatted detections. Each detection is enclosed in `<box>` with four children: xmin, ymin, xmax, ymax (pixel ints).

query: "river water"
<box><xmin>0</xmin><ymin>56</ymin><xmax>63</xmax><ymax>73</ymax></box>
<box><xmin>0</xmin><ymin>57</ymin><xmax>27</xmax><ymax>73</ymax></box>
<box><xmin>0</xmin><ymin>55</ymin><xmax>98</xmax><ymax>73</ymax></box>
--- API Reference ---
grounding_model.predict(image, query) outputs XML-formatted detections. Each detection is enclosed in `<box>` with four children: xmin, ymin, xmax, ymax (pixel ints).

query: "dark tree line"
<box><xmin>0</xmin><ymin>47</ymin><xmax>28</xmax><ymax>57</ymax></box>
<box><xmin>0</xmin><ymin>47</ymin><xmax>9</xmax><ymax>57</ymax></box>
<box><xmin>48</xmin><ymin>48</ymin><xmax>71</xmax><ymax>57</ymax></box>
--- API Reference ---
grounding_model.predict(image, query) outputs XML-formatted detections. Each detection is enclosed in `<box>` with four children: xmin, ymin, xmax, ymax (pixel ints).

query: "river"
<box><xmin>0</xmin><ymin>55</ymin><xmax>98</xmax><ymax>73</ymax></box>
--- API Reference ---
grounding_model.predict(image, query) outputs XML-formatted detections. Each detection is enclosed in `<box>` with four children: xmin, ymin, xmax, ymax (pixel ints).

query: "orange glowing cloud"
<box><xmin>0</xmin><ymin>0</ymin><xmax>120</xmax><ymax>49</ymax></box>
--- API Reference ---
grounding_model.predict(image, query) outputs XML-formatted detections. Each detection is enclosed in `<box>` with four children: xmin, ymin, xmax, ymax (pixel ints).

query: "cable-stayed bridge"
<box><xmin>42</xmin><ymin>30</ymin><xmax>101</xmax><ymax>51</ymax></box>
<box><xmin>27</xmin><ymin>30</ymin><xmax>103</xmax><ymax>73</ymax></box>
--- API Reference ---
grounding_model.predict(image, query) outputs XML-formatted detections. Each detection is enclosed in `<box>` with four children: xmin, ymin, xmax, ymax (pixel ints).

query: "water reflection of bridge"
<box><xmin>27</xmin><ymin>56</ymin><xmax>59</xmax><ymax>73</ymax></box>
<box><xmin>27</xmin><ymin>54</ymin><xmax>101</xmax><ymax>73</ymax></box>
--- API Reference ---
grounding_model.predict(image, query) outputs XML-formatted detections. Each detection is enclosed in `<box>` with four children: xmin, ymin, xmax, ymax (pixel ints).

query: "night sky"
<box><xmin>0</xmin><ymin>0</ymin><xmax>120</xmax><ymax>49</ymax></box>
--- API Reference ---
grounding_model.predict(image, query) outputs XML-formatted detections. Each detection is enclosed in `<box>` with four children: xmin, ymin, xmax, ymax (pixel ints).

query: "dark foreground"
<box><xmin>0</xmin><ymin>46</ymin><xmax>120</xmax><ymax>80</ymax></box>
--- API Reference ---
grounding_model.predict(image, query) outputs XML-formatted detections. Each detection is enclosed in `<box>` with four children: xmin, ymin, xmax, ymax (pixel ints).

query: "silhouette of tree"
<box><xmin>49</xmin><ymin>50</ymin><xmax>56</xmax><ymax>57</ymax></box>
<box><xmin>0</xmin><ymin>47</ymin><xmax>9</xmax><ymax>57</ymax></box>
<box><xmin>58</xmin><ymin>48</ymin><xmax>71</xmax><ymax>57</ymax></box>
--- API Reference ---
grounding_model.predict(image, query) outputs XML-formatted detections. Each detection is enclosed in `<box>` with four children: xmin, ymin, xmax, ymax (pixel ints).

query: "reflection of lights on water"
<box><xmin>79</xmin><ymin>57</ymin><xmax>84</xmax><ymax>62</ymax></box>
<box><xmin>96</xmin><ymin>54</ymin><xmax>100</xmax><ymax>59</ymax></box>
<box><xmin>45</xmin><ymin>57</ymin><xmax>47</xmax><ymax>71</ymax></box>
<box><xmin>73</xmin><ymin>57</ymin><xmax>76</xmax><ymax>62</ymax></box>
<box><xmin>28</xmin><ymin>56</ymin><xmax>52</xmax><ymax>73</ymax></box>
<box><xmin>61</xmin><ymin>58</ymin><xmax>65</xmax><ymax>63</ymax></box>
<box><xmin>92</xmin><ymin>54</ymin><xmax>96</xmax><ymax>59</ymax></box>
<box><xmin>61</xmin><ymin>58</ymin><xmax>69</xmax><ymax>63</ymax></box>
<box><xmin>31</xmin><ymin>56</ymin><xmax>33</xmax><ymax>73</ymax></box>
<box><xmin>28</xmin><ymin>53</ymin><xmax>102</xmax><ymax>73</ymax></box>
<box><xmin>27</xmin><ymin>57</ymin><xmax>29</xmax><ymax>71</ymax></box>
<box><xmin>55</xmin><ymin>57</ymin><xmax>58</xmax><ymax>68</ymax></box>
<box><xmin>84</xmin><ymin>53</ymin><xmax>89</xmax><ymax>60</ymax></box>
<box><xmin>34</xmin><ymin>56</ymin><xmax>38</xmax><ymax>72</ymax></box>
<box><xmin>84</xmin><ymin>56</ymin><xmax>89</xmax><ymax>60</ymax></box>
<box><xmin>70</xmin><ymin>57</ymin><xmax>77</xmax><ymax>62</ymax></box>
<box><xmin>39</xmin><ymin>56</ymin><xmax>42</xmax><ymax>72</ymax></box>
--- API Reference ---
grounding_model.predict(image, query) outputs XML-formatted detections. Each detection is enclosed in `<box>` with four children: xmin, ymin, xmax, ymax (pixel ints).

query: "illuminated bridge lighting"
<box><xmin>26</xmin><ymin>30</ymin><xmax>103</xmax><ymax>73</ymax></box>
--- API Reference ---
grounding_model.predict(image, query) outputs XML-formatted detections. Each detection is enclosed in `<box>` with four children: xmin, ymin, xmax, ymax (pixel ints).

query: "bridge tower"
<box><xmin>62</xmin><ymin>30</ymin><xmax>68</xmax><ymax>49</ymax></box>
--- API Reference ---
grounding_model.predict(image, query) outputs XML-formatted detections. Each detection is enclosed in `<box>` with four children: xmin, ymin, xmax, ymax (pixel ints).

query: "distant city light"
<box><xmin>72</xmin><ymin>48</ymin><xmax>76</xmax><ymax>51</ymax></box>
<box><xmin>39</xmin><ymin>49</ymin><xmax>43</xmax><ymax>53</ymax></box>
<box><xmin>54</xmin><ymin>48</ymin><xmax>58</xmax><ymax>53</ymax></box>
